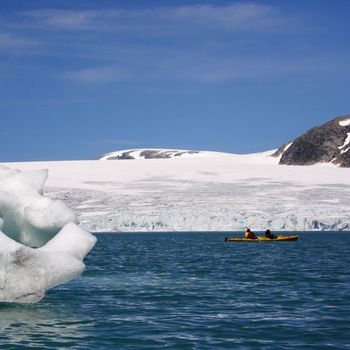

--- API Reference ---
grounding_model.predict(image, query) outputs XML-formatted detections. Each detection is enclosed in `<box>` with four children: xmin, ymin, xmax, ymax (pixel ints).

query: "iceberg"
<box><xmin>0</xmin><ymin>165</ymin><xmax>76</xmax><ymax>247</ymax></box>
<box><xmin>0</xmin><ymin>165</ymin><xmax>96</xmax><ymax>303</ymax></box>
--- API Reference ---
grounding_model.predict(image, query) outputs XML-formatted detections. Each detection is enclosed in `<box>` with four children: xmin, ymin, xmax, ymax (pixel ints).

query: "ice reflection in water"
<box><xmin>0</xmin><ymin>292</ymin><xmax>91</xmax><ymax>347</ymax></box>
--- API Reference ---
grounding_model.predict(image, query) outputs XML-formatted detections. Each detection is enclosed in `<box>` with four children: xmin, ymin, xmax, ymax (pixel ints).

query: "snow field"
<box><xmin>5</xmin><ymin>149</ymin><xmax>350</xmax><ymax>232</ymax></box>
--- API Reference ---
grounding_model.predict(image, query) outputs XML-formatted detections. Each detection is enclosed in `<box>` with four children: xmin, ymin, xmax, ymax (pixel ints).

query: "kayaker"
<box><xmin>244</xmin><ymin>228</ymin><xmax>257</xmax><ymax>239</ymax></box>
<box><xmin>265</xmin><ymin>229</ymin><xmax>276</xmax><ymax>239</ymax></box>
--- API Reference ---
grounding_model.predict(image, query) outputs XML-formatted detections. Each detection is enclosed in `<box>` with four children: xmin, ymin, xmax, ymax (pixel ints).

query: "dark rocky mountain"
<box><xmin>275</xmin><ymin>115</ymin><xmax>350</xmax><ymax>167</ymax></box>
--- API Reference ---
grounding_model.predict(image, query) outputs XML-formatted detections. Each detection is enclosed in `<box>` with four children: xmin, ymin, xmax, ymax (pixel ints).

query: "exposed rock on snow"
<box><xmin>272</xmin><ymin>142</ymin><xmax>292</xmax><ymax>158</ymax></box>
<box><xmin>98</xmin><ymin>148</ymin><xmax>225</xmax><ymax>160</ymax></box>
<box><xmin>278</xmin><ymin>115</ymin><xmax>350</xmax><ymax>167</ymax></box>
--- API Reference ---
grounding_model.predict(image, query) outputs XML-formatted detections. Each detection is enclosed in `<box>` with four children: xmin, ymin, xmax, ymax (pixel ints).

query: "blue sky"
<box><xmin>1</xmin><ymin>0</ymin><xmax>350</xmax><ymax>161</ymax></box>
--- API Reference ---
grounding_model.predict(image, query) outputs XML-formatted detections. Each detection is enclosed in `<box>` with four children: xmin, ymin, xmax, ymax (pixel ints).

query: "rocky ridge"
<box><xmin>99</xmin><ymin>149</ymin><xmax>200</xmax><ymax>160</ymax></box>
<box><xmin>275</xmin><ymin>115</ymin><xmax>350</xmax><ymax>167</ymax></box>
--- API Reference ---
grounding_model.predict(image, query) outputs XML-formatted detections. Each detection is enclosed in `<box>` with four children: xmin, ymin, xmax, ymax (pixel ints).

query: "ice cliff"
<box><xmin>5</xmin><ymin>143</ymin><xmax>350</xmax><ymax>234</ymax></box>
<box><xmin>0</xmin><ymin>165</ymin><xmax>96</xmax><ymax>303</ymax></box>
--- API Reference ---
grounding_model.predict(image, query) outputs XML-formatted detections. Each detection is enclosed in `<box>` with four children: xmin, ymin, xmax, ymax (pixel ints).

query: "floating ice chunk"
<box><xmin>0</xmin><ymin>223</ymin><xmax>96</xmax><ymax>303</ymax></box>
<box><xmin>41</xmin><ymin>222</ymin><xmax>96</xmax><ymax>261</ymax></box>
<box><xmin>0</xmin><ymin>166</ymin><xmax>76</xmax><ymax>247</ymax></box>
<box><xmin>0</xmin><ymin>166</ymin><xmax>96</xmax><ymax>303</ymax></box>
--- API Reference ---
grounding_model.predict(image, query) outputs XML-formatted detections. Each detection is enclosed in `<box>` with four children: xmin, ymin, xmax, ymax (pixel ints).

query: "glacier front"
<box><xmin>4</xmin><ymin>150</ymin><xmax>350</xmax><ymax>232</ymax></box>
<box><xmin>0</xmin><ymin>165</ymin><xmax>96</xmax><ymax>303</ymax></box>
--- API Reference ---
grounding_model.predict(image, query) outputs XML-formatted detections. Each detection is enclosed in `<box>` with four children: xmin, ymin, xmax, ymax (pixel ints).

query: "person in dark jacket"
<box><xmin>265</xmin><ymin>229</ymin><xmax>276</xmax><ymax>239</ymax></box>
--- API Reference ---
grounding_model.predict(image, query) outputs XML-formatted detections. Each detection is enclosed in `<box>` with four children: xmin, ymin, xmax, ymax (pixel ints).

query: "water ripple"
<box><xmin>1</xmin><ymin>232</ymin><xmax>350</xmax><ymax>349</ymax></box>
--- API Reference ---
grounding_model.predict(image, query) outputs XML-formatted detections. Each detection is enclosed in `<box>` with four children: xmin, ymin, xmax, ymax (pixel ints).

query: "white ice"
<box><xmin>4</xmin><ymin>149</ymin><xmax>350</xmax><ymax>232</ymax></box>
<box><xmin>0</xmin><ymin>165</ymin><xmax>76</xmax><ymax>247</ymax></box>
<box><xmin>0</xmin><ymin>165</ymin><xmax>96</xmax><ymax>303</ymax></box>
<box><xmin>0</xmin><ymin>223</ymin><xmax>96</xmax><ymax>303</ymax></box>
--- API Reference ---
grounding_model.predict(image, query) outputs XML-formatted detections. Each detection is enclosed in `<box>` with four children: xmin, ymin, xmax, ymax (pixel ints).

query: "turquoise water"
<box><xmin>1</xmin><ymin>232</ymin><xmax>350</xmax><ymax>349</ymax></box>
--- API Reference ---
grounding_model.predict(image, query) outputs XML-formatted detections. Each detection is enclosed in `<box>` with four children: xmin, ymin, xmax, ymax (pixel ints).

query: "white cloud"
<box><xmin>177</xmin><ymin>57</ymin><xmax>304</xmax><ymax>82</ymax></box>
<box><xmin>0</xmin><ymin>32</ymin><xmax>38</xmax><ymax>50</ymax></box>
<box><xmin>27</xmin><ymin>4</ymin><xmax>282</xmax><ymax>33</ymax></box>
<box><xmin>2</xmin><ymin>3</ymin><xmax>326</xmax><ymax>85</ymax></box>
<box><xmin>28</xmin><ymin>9</ymin><xmax>101</xmax><ymax>30</ymax></box>
<box><xmin>153</xmin><ymin>3</ymin><xmax>279</xmax><ymax>30</ymax></box>
<box><xmin>63</xmin><ymin>66</ymin><xmax>127</xmax><ymax>83</ymax></box>
<box><xmin>61</xmin><ymin>53</ymin><xmax>310</xmax><ymax>85</ymax></box>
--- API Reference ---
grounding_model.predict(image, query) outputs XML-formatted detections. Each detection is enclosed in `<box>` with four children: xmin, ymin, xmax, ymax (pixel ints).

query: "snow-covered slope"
<box><xmin>4</xmin><ymin>149</ymin><xmax>350</xmax><ymax>232</ymax></box>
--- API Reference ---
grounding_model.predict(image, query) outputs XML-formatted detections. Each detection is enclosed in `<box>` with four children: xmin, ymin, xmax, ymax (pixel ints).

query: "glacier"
<box><xmin>0</xmin><ymin>165</ymin><xmax>96</xmax><ymax>303</ymax></box>
<box><xmin>4</xmin><ymin>150</ymin><xmax>350</xmax><ymax>233</ymax></box>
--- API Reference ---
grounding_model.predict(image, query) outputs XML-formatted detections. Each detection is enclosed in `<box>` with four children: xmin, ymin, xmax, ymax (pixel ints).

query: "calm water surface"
<box><xmin>1</xmin><ymin>232</ymin><xmax>350</xmax><ymax>349</ymax></box>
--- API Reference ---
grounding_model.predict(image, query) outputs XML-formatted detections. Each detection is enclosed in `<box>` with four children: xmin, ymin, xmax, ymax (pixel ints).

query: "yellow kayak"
<box><xmin>225</xmin><ymin>235</ymin><xmax>299</xmax><ymax>242</ymax></box>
